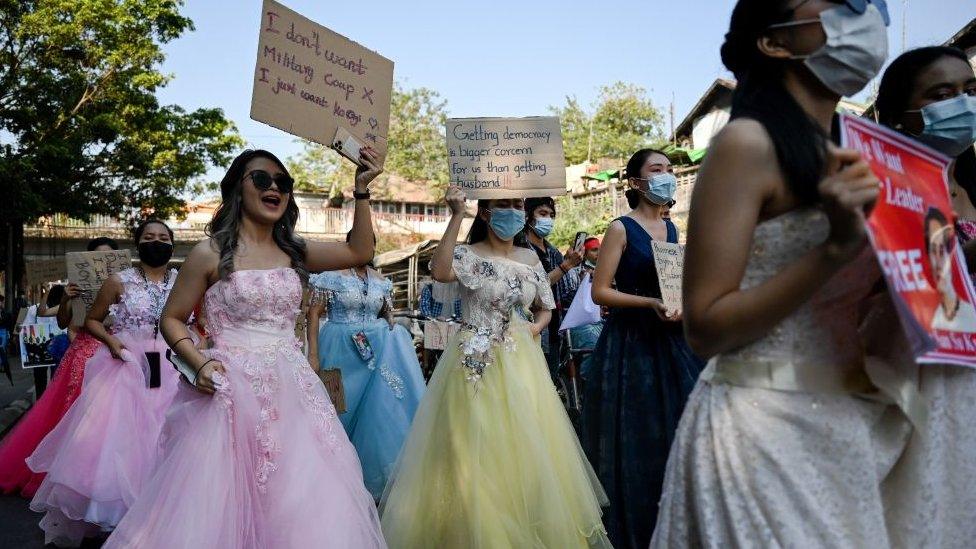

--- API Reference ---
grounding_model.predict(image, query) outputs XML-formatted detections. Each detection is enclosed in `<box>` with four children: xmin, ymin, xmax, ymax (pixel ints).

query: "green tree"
<box><xmin>1</xmin><ymin>0</ymin><xmax>242</xmax><ymax>296</ymax></box>
<box><xmin>285</xmin><ymin>83</ymin><xmax>450</xmax><ymax>201</ymax></box>
<box><xmin>385</xmin><ymin>84</ymin><xmax>449</xmax><ymax>195</ymax></box>
<box><xmin>550</xmin><ymin>81</ymin><xmax>665</xmax><ymax>165</ymax></box>
<box><xmin>549</xmin><ymin>193</ymin><xmax>615</xmax><ymax>250</ymax></box>
<box><xmin>550</xmin><ymin>96</ymin><xmax>590</xmax><ymax>165</ymax></box>
<box><xmin>285</xmin><ymin>139</ymin><xmax>354</xmax><ymax>203</ymax></box>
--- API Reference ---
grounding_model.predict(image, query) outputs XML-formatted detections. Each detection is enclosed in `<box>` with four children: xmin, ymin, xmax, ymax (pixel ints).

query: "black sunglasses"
<box><xmin>243</xmin><ymin>169</ymin><xmax>294</xmax><ymax>194</ymax></box>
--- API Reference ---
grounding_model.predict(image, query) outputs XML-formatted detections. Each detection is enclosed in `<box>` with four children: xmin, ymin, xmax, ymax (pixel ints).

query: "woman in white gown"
<box><xmin>652</xmin><ymin>0</ymin><xmax>916</xmax><ymax>547</ymax></box>
<box><xmin>874</xmin><ymin>46</ymin><xmax>976</xmax><ymax>548</ymax></box>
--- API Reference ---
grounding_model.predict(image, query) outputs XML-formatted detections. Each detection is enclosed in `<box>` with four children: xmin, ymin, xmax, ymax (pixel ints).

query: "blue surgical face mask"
<box><xmin>638</xmin><ymin>173</ymin><xmax>678</xmax><ymax>205</ymax></box>
<box><xmin>488</xmin><ymin>208</ymin><xmax>526</xmax><ymax>241</ymax></box>
<box><xmin>532</xmin><ymin>217</ymin><xmax>554</xmax><ymax>237</ymax></box>
<box><xmin>912</xmin><ymin>94</ymin><xmax>976</xmax><ymax>158</ymax></box>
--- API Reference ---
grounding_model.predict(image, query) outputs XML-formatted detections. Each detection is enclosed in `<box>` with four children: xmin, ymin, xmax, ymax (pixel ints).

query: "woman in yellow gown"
<box><xmin>380</xmin><ymin>188</ymin><xmax>610</xmax><ymax>548</ymax></box>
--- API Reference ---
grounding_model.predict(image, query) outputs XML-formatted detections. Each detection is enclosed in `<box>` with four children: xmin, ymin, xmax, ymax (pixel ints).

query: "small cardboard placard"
<box><xmin>423</xmin><ymin>319</ymin><xmax>460</xmax><ymax>351</ymax></box>
<box><xmin>19</xmin><ymin>323</ymin><xmax>67</xmax><ymax>368</ymax></box>
<box><xmin>66</xmin><ymin>250</ymin><xmax>132</xmax><ymax>326</ymax></box>
<box><xmin>651</xmin><ymin>241</ymin><xmax>684</xmax><ymax>313</ymax></box>
<box><xmin>446</xmin><ymin>116</ymin><xmax>566</xmax><ymax>199</ymax></box>
<box><xmin>250</xmin><ymin>0</ymin><xmax>394</xmax><ymax>161</ymax></box>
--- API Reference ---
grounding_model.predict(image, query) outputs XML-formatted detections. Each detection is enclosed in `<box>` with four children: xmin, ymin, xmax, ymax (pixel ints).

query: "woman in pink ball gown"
<box><xmin>28</xmin><ymin>222</ymin><xmax>182</xmax><ymax>546</ymax></box>
<box><xmin>0</xmin><ymin>238</ymin><xmax>117</xmax><ymax>498</ymax></box>
<box><xmin>105</xmin><ymin>148</ymin><xmax>386</xmax><ymax>548</ymax></box>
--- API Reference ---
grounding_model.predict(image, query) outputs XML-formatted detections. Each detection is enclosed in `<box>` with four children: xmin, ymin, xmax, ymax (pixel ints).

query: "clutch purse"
<box><xmin>317</xmin><ymin>368</ymin><xmax>347</xmax><ymax>414</ymax></box>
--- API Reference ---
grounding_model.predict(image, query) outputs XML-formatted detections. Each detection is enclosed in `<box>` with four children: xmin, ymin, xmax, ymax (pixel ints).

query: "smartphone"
<box><xmin>573</xmin><ymin>231</ymin><xmax>588</xmax><ymax>252</ymax></box>
<box><xmin>351</xmin><ymin>331</ymin><xmax>375</xmax><ymax>364</ymax></box>
<box><xmin>331</xmin><ymin>126</ymin><xmax>364</xmax><ymax>166</ymax></box>
<box><xmin>146</xmin><ymin>351</ymin><xmax>161</xmax><ymax>389</ymax></box>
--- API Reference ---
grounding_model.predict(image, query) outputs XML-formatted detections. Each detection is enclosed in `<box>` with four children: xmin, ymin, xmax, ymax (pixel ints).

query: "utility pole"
<box><xmin>902</xmin><ymin>0</ymin><xmax>908</xmax><ymax>52</ymax></box>
<box><xmin>670</xmin><ymin>91</ymin><xmax>676</xmax><ymax>145</ymax></box>
<box><xmin>586</xmin><ymin>116</ymin><xmax>594</xmax><ymax>164</ymax></box>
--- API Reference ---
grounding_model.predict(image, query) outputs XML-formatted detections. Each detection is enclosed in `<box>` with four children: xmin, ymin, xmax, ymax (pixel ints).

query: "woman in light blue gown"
<box><xmin>307</xmin><ymin>264</ymin><xmax>426</xmax><ymax>500</ymax></box>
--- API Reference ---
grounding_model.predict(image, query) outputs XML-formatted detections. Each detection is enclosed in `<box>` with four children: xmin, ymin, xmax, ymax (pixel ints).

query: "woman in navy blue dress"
<box><xmin>581</xmin><ymin>148</ymin><xmax>704</xmax><ymax>549</ymax></box>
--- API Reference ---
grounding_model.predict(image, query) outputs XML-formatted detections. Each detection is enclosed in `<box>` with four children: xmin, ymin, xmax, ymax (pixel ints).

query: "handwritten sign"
<box><xmin>651</xmin><ymin>241</ymin><xmax>684</xmax><ymax>312</ymax></box>
<box><xmin>250</xmin><ymin>0</ymin><xmax>394</xmax><ymax>160</ymax></box>
<box><xmin>26</xmin><ymin>259</ymin><xmax>66</xmax><ymax>286</ymax></box>
<box><xmin>19</xmin><ymin>323</ymin><xmax>67</xmax><ymax>368</ymax></box>
<box><xmin>840</xmin><ymin>113</ymin><xmax>976</xmax><ymax>367</ymax></box>
<box><xmin>446</xmin><ymin>117</ymin><xmax>566</xmax><ymax>199</ymax></box>
<box><xmin>66</xmin><ymin>250</ymin><xmax>132</xmax><ymax>326</ymax></box>
<box><xmin>423</xmin><ymin>320</ymin><xmax>460</xmax><ymax>351</ymax></box>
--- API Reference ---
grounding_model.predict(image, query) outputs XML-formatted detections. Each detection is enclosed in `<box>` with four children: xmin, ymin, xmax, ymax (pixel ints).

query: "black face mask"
<box><xmin>138</xmin><ymin>241</ymin><xmax>173</xmax><ymax>267</ymax></box>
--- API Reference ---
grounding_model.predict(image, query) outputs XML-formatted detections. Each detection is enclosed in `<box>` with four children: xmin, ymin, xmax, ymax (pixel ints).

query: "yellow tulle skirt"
<box><xmin>379</xmin><ymin>323</ymin><xmax>611</xmax><ymax>549</ymax></box>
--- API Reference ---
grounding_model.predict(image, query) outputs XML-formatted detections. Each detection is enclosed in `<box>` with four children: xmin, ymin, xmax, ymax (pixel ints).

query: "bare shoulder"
<box><xmin>708</xmin><ymin>118</ymin><xmax>776</xmax><ymax>168</ymax></box>
<box><xmin>103</xmin><ymin>273</ymin><xmax>124</xmax><ymax>290</ymax></box>
<box><xmin>184</xmin><ymin>239</ymin><xmax>220</xmax><ymax>276</ymax></box>
<box><xmin>604</xmin><ymin>219</ymin><xmax>626</xmax><ymax>238</ymax></box>
<box><xmin>696</xmin><ymin>118</ymin><xmax>780</xmax><ymax>196</ymax></box>
<box><xmin>189</xmin><ymin>239</ymin><xmax>220</xmax><ymax>262</ymax></box>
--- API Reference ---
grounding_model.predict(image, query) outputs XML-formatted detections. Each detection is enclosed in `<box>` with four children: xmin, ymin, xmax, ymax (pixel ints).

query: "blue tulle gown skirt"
<box><xmin>317</xmin><ymin>319</ymin><xmax>426</xmax><ymax>499</ymax></box>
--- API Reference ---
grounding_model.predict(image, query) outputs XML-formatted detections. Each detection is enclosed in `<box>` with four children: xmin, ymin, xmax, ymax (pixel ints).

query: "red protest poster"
<box><xmin>840</xmin><ymin>113</ymin><xmax>976</xmax><ymax>367</ymax></box>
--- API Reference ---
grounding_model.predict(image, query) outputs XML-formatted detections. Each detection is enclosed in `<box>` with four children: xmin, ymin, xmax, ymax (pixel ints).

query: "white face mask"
<box><xmin>770</xmin><ymin>4</ymin><xmax>889</xmax><ymax>97</ymax></box>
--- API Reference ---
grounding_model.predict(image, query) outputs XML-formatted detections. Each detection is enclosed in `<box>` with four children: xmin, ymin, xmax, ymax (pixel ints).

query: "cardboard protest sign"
<box><xmin>66</xmin><ymin>250</ymin><xmax>132</xmax><ymax>326</ymax></box>
<box><xmin>250</xmin><ymin>0</ymin><xmax>394</xmax><ymax>160</ymax></box>
<box><xmin>423</xmin><ymin>320</ymin><xmax>460</xmax><ymax>351</ymax></box>
<box><xmin>19</xmin><ymin>323</ymin><xmax>66</xmax><ymax>368</ymax></box>
<box><xmin>651</xmin><ymin>241</ymin><xmax>684</xmax><ymax>313</ymax></box>
<box><xmin>446</xmin><ymin>117</ymin><xmax>566</xmax><ymax>199</ymax></box>
<box><xmin>26</xmin><ymin>259</ymin><xmax>67</xmax><ymax>286</ymax></box>
<box><xmin>840</xmin><ymin>113</ymin><xmax>976</xmax><ymax>367</ymax></box>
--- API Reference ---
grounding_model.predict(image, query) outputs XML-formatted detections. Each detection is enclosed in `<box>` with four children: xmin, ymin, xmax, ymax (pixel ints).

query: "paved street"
<box><xmin>0</xmin><ymin>495</ymin><xmax>46</xmax><ymax>548</ymax></box>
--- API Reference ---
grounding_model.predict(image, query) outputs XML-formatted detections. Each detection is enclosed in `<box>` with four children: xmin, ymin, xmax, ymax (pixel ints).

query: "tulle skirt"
<box><xmin>104</xmin><ymin>334</ymin><xmax>385</xmax><ymax>549</ymax></box>
<box><xmin>318</xmin><ymin>319</ymin><xmax>426</xmax><ymax>500</ymax></box>
<box><xmin>27</xmin><ymin>330</ymin><xmax>178</xmax><ymax>545</ymax></box>
<box><xmin>379</xmin><ymin>322</ymin><xmax>611</xmax><ymax>549</ymax></box>
<box><xmin>0</xmin><ymin>331</ymin><xmax>101</xmax><ymax>498</ymax></box>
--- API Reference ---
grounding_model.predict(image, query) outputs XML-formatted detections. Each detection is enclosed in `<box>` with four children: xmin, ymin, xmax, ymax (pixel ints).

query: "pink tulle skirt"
<box><xmin>104</xmin><ymin>336</ymin><xmax>386</xmax><ymax>549</ymax></box>
<box><xmin>27</xmin><ymin>330</ymin><xmax>179</xmax><ymax>545</ymax></box>
<box><xmin>0</xmin><ymin>330</ymin><xmax>102</xmax><ymax>498</ymax></box>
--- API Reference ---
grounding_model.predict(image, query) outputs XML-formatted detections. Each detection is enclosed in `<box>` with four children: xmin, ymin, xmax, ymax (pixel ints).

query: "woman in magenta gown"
<box><xmin>0</xmin><ymin>237</ymin><xmax>118</xmax><ymax>498</ymax></box>
<box><xmin>105</xmin><ymin>148</ymin><xmax>386</xmax><ymax>548</ymax></box>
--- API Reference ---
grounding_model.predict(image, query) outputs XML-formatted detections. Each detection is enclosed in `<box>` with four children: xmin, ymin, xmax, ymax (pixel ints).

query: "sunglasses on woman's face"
<box><xmin>243</xmin><ymin>169</ymin><xmax>294</xmax><ymax>194</ymax></box>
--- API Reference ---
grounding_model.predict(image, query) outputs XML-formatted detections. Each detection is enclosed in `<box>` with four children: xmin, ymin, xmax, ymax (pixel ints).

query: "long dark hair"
<box><xmin>623</xmin><ymin>148</ymin><xmax>669</xmax><ymax>209</ymax></box>
<box><xmin>721</xmin><ymin>0</ymin><xmax>829</xmax><ymax>205</ymax></box>
<box><xmin>467</xmin><ymin>199</ymin><xmax>492</xmax><ymax>244</ymax></box>
<box><xmin>876</xmin><ymin>46</ymin><xmax>976</xmax><ymax>204</ymax></box>
<box><xmin>206</xmin><ymin>150</ymin><xmax>307</xmax><ymax>281</ymax></box>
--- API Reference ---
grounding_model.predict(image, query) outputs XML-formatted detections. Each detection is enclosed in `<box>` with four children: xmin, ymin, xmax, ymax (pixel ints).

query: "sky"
<box><xmin>158</xmin><ymin>0</ymin><xmax>976</xmax><ymax>177</ymax></box>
